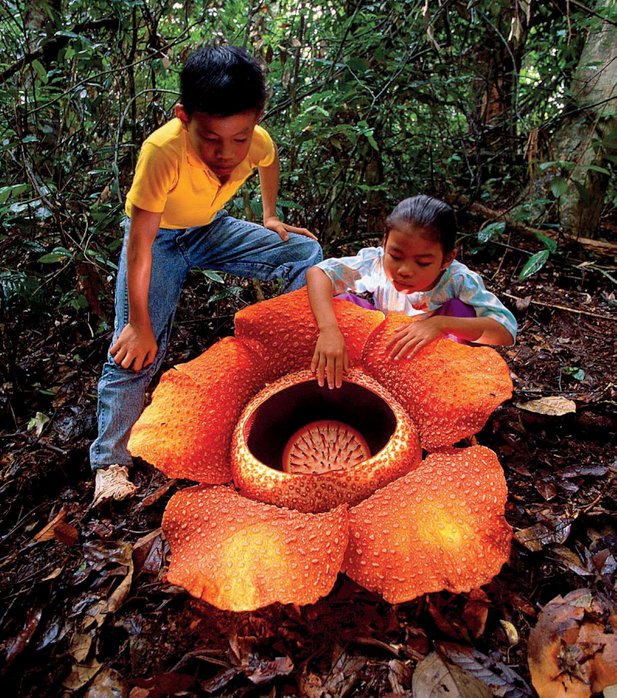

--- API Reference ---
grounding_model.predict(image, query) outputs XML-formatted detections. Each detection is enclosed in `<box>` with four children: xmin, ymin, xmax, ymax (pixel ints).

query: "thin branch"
<box><xmin>502</xmin><ymin>292</ymin><xmax>615</xmax><ymax>321</ymax></box>
<box><xmin>0</xmin><ymin>17</ymin><xmax>120</xmax><ymax>85</ymax></box>
<box><xmin>569</xmin><ymin>0</ymin><xmax>617</xmax><ymax>26</ymax></box>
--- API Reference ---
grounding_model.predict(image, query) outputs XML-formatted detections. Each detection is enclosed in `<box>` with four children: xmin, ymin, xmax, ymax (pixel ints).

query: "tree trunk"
<box><xmin>531</xmin><ymin>0</ymin><xmax>616</xmax><ymax>237</ymax></box>
<box><xmin>467</xmin><ymin>0</ymin><xmax>530</xmax><ymax>184</ymax></box>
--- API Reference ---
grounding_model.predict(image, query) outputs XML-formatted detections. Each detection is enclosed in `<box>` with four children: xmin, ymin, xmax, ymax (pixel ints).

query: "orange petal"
<box><xmin>343</xmin><ymin>446</ymin><xmax>512</xmax><ymax>603</ymax></box>
<box><xmin>129</xmin><ymin>337</ymin><xmax>266</xmax><ymax>482</ymax></box>
<box><xmin>362</xmin><ymin>314</ymin><xmax>512</xmax><ymax>449</ymax></box>
<box><xmin>163</xmin><ymin>485</ymin><xmax>349</xmax><ymax>611</ymax></box>
<box><xmin>232</xmin><ymin>369</ymin><xmax>422</xmax><ymax>513</ymax></box>
<box><xmin>234</xmin><ymin>289</ymin><xmax>384</xmax><ymax>381</ymax></box>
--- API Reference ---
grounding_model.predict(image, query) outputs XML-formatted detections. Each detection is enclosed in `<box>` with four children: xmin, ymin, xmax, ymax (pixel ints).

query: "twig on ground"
<box><xmin>503</xmin><ymin>292</ymin><xmax>616</xmax><ymax>321</ymax></box>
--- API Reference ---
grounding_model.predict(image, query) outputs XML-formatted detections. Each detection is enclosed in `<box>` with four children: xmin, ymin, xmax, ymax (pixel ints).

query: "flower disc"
<box><xmin>282</xmin><ymin>420</ymin><xmax>371</xmax><ymax>474</ymax></box>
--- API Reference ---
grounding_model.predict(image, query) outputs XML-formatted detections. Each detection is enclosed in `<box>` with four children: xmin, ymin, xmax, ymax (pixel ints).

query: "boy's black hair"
<box><xmin>385</xmin><ymin>195</ymin><xmax>457</xmax><ymax>253</ymax></box>
<box><xmin>180</xmin><ymin>45</ymin><xmax>267</xmax><ymax>117</ymax></box>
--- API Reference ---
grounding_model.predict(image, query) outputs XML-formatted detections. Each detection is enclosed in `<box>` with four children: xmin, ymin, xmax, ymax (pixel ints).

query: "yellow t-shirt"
<box><xmin>125</xmin><ymin>119</ymin><xmax>276</xmax><ymax>229</ymax></box>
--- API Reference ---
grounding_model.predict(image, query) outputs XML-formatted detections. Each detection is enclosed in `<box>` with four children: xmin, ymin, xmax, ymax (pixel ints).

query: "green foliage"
<box><xmin>0</xmin><ymin>0</ymin><xmax>609</xmax><ymax>327</ymax></box>
<box><xmin>519</xmin><ymin>249</ymin><xmax>550</xmax><ymax>280</ymax></box>
<box><xmin>477</xmin><ymin>221</ymin><xmax>506</xmax><ymax>244</ymax></box>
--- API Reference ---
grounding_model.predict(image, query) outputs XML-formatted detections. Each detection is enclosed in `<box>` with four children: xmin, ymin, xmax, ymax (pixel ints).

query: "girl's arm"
<box><xmin>258</xmin><ymin>149</ymin><xmax>316</xmax><ymax>240</ymax></box>
<box><xmin>307</xmin><ymin>266</ymin><xmax>349</xmax><ymax>389</ymax></box>
<box><xmin>109</xmin><ymin>206</ymin><xmax>161</xmax><ymax>371</ymax></box>
<box><xmin>386</xmin><ymin>315</ymin><xmax>514</xmax><ymax>360</ymax></box>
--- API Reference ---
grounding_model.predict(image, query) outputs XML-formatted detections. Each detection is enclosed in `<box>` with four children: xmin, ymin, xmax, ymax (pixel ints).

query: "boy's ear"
<box><xmin>175</xmin><ymin>104</ymin><xmax>190</xmax><ymax>125</ymax></box>
<box><xmin>441</xmin><ymin>248</ymin><xmax>457</xmax><ymax>269</ymax></box>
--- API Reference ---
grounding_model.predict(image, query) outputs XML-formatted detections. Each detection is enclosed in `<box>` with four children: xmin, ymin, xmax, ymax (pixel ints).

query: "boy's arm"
<box><xmin>386</xmin><ymin>315</ymin><xmax>514</xmax><ymax>360</ymax></box>
<box><xmin>109</xmin><ymin>206</ymin><xmax>161</xmax><ymax>371</ymax></box>
<box><xmin>258</xmin><ymin>148</ymin><xmax>317</xmax><ymax>241</ymax></box>
<box><xmin>307</xmin><ymin>266</ymin><xmax>348</xmax><ymax>389</ymax></box>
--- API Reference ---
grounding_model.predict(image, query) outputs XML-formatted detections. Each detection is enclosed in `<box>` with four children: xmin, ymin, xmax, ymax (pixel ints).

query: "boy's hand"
<box><xmin>311</xmin><ymin>326</ymin><xmax>349</xmax><ymax>389</ymax></box>
<box><xmin>264</xmin><ymin>216</ymin><xmax>318</xmax><ymax>242</ymax></box>
<box><xmin>386</xmin><ymin>315</ymin><xmax>445</xmax><ymax>360</ymax></box>
<box><xmin>110</xmin><ymin>323</ymin><xmax>158</xmax><ymax>371</ymax></box>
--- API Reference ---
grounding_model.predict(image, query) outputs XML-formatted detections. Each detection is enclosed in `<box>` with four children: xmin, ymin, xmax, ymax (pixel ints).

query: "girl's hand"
<box><xmin>110</xmin><ymin>323</ymin><xmax>158</xmax><ymax>371</ymax></box>
<box><xmin>311</xmin><ymin>326</ymin><xmax>349</xmax><ymax>389</ymax></box>
<box><xmin>385</xmin><ymin>315</ymin><xmax>446</xmax><ymax>360</ymax></box>
<box><xmin>264</xmin><ymin>216</ymin><xmax>318</xmax><ymax>241</ymax></box>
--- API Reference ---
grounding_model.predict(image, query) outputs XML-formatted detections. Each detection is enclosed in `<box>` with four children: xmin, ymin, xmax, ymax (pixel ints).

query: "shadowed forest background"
<box><xmin>0</xmin><ymin>1</ymin><xmax>615</xmax><ymax>696</ymax></box>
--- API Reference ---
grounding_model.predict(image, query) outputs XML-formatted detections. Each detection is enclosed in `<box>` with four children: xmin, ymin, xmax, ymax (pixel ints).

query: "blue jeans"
<box><xmin>90</xmin><ymin>211</ymin><xmax>323</xmax><ymax>469</ymax></box>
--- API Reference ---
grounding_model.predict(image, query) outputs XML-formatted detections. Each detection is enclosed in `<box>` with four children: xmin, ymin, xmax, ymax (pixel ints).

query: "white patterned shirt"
<box><xmin>317</xmin><ymin>246</ymin><xmax>517</xmax><ymax>340</ymax></box>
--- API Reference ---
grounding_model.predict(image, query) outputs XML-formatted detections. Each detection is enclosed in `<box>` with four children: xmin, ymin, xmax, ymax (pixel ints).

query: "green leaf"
<box><xmin>32</xmin><ymin>60</ymin><xmax>48</xmax><ymax>84</ymax></box>
<box><xmin>550</xmin><ymin>177</ymin><xmax>568</xmax><ymax>198</ymax></box>
<box><xmin>0</xmin><ymin>183</ymin><xmax>29</xmax><ymax>204</ymax></box>
<box><xmin>28</xmin><ymin>411</ymin><xmax>50</xmax><ymax>436</ymax></box>
<box><xmin>538</xmin><ymin>161</ymin><xmax>557</xmax><ymax>171</ymax></box>
<box><xmin>38</xmin><ymin>247</ymin><xmax>72</xmax><ymax>264</ymax></box>
<box><xmin>534</xmin><ymin>231</ymin><xmax>558</xmax><ymax>253</ymax></box>
<box><xmin>585</xmin><ymin>164</ymin><xmax>610</xmax><ymax>175</ymax></box>
<box><xmin>202</xmin><ymin>269</ymin><xmax>225</xmax><ymax>283</ymax></box>
<box><xmin>367</xmin><ymin>134</ymin><xmax>379</xmax><ymax>151</ymax></box>
<box><xmin>562</xmin><ymin>366</ymin><xmax>585</xmax><ymax>381</ymax></box>
<box><xmin>519</xmin><ymin>250</ymin><xmax>550</xmax><ymax>280</ymax></box>
<box><xmin>38</xmin><ymin>253</ymin><xmax>66</xmax><ymax>264</ymax></box>
<box><xmin>477</xmin><ymin>221</ymin><xmax>506</xmax><ymax>243</ymax></box>
<box><xmin>538</xmin><ymin>160</ymin><xmax>575</xmax><ymax>171</ymax></box>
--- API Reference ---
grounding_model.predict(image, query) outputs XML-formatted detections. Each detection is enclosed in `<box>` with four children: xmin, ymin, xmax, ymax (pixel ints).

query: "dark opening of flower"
<box><xmin>232</xmin><ymin>369</ymin><xmax>421</xmax><ymax>513</ymax></box>
<box><xmin>246</xmin><ymin>378</ymin><xmax>392</xmax><ymax>472</ymax></box>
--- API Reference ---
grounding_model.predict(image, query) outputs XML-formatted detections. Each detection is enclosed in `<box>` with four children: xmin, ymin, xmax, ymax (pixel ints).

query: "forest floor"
<box><xmin>0</xmin><ymin>222</ymin><xmax>615</xmax><ymax>697</ymax></box>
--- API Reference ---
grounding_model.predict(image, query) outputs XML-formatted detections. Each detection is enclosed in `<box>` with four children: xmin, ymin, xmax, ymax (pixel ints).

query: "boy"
<box><xmin>90</xmin><ymin>45</ymin><xmax>322</xmax><ymax>506</ymax></box>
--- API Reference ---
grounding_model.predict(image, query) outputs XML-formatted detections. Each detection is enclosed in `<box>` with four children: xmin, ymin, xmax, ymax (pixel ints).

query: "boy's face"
<box><xmin>383</xmin><ymin>227</ymin><xmax>455</xmax><ymax>294</ymax></box>
<box><xmin>176</xmin><ymin>105</ymin><xmax>261</xmax><ymax>179</ymax></box>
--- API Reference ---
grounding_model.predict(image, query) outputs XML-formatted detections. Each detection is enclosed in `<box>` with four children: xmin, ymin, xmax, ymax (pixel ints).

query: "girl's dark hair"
<box><xmin>180</xmin><ymin>45</ymin><xmax>267</xmax><ymax>117</ymax></box>
<box><xmin>385</xmin><ymin>195</ymin><xmax>457</xmax><ymax>253</ymax></box>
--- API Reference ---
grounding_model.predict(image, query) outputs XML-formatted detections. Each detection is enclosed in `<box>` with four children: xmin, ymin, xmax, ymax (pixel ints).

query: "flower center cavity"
<box><xmin>245</xmin><ymin>375</ymin><xmax>396</xmax><ymax>473</ymax></box>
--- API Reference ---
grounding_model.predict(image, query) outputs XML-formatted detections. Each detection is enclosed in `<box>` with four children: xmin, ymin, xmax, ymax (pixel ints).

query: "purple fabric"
<box><xmin>335</xmin><ymin>294</ymin><xmax>476</xmax><ymax>344</ymax></box>
<box><xmin>432</xmin><ymin>298</ymin><xmax>475</xmax><ymax>344</ymax></box>
<box><xmin>335</xmin><ymin>292</ymin><xmax>376</xmax><ymax>310</ymax></box>
<box><xmin>432</xmin><ymin>298</ymin><xmax>476</xmax><ymax>319</ymax></box>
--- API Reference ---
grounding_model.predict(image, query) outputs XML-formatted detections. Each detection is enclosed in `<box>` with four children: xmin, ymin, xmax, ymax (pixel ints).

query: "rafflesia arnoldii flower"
<box><xmin>129</xmin><ymin>289</ymin><xmax>513</xmax><ymax>612</ymax></box>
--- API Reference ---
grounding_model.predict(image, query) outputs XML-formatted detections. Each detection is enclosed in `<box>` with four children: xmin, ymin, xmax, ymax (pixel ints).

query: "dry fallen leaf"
<box><xmin>69</xmin><ymin>633</ymin><xmax>93</xmax><ymax>663</ymax></box>
<box><xmin>411</xmin><ymin>651</ymin><xmax>492</xmax><ymax>698</ymax></box>
<box><xmin>33</xmin><ymin>508</ymin><xmax>67</xmax><ymax>542</ymax></box>
<box><xmin>528</xmin><ymin>588</ymin><xmax>617</xmax><ymax>698</ymax></box>
<box><xmin>84</xmin><ymin>665</ymin><xmax>127</xmax><ymax>697</ymax></box>
<box><xmin>4</xmin><ymin>608</ymin><xmax>43</xmax><ymax>666</ymax></box>
<box><xmin>515</xmin><ymin>396</ymin><xmax>576</xmax><ymax>416</ymax></box>
<box><xmin>499</xmin><ymin>620</ymin><xmax>519</xmax><ymax>646</ymax></box>
<box><xmin>62</xmin><ymin>659</ymin><xmax>102</xmax><ymax>691</ymax></box>
<box><xmin>436</xmin><ymin>642</ymin><xmax>531</xmax><ymax>697</ymax></box>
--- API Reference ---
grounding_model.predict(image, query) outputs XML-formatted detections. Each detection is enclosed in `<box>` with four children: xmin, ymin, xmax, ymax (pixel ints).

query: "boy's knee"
<box><xmin>102</xmin><ymin>354</ymin><xmax>158</xmax><ymax>382</ymax></box>
<box><xmin>298</xmin><ymin>237</ymin><xmax>323</xmax><ymax>264</ymax></box>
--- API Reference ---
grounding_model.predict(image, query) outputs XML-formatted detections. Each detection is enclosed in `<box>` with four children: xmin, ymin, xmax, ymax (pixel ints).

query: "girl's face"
<box><xmin>383</xmin><ymin>226</ymin><xmax>455</xmax><ymax>294</ymax></box>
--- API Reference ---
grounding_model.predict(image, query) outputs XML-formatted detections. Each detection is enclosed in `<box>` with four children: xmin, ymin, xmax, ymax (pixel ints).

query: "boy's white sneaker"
<box><xmin>92</xmin><ymin>464</ymin><xmax>138</xmax><ymax>507</ymax></box>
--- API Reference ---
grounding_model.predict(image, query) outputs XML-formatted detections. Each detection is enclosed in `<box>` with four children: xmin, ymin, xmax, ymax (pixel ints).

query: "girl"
<box><xmin>307</xmin><ymin>195</ymin><xmax>516</xmax><ymax>389</ymax></box>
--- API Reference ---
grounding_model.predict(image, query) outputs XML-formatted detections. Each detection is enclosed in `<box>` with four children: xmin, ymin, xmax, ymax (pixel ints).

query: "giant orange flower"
<box><xmin>129</xmin><ymin>289</ymin><xmax>513</xmax><ymax>611</ymax></box>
